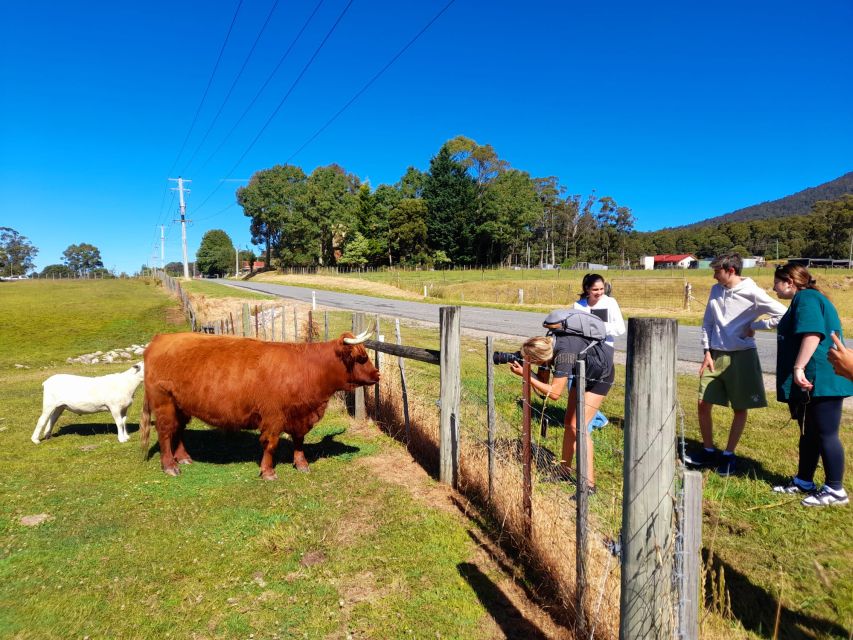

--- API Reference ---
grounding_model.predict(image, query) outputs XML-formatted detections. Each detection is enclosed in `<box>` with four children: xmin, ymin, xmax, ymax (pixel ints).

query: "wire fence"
<box><xmin>157</xmin><ymin>273</ymin><xmax>697</xmax><ymax>639</ymax></box>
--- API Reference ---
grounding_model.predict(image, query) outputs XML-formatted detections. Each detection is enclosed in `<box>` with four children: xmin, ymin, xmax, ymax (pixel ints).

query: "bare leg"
<box><xmin>698</xmin><ymin>400</ymin><xmax>715</xmax><ymax>449</ymax></box>
<box><xmin>562</xmin><ymin>390</ymin><xmax>605</xmax><ymax>486</ymax></box>
<box><xmin>724</xmin><ymin>409</ymin><xmax>748</xmax><ymax>453</ymax></box>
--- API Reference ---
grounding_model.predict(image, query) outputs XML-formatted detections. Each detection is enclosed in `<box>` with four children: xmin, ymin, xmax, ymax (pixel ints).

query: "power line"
<box><xmin>181</xmin><ymin>0</ymin><xmax>282</xmax><ymax>174</ymax></box>
<box><xmin>193</xmin><ymin>0</ymin><xmax>354</xmax><ymax>214</ymax></box>
<box><xmin>286</xmin><ymin>0</ymin><xmax>457</xmax><ymax>164</ymax></box>
<box><xmin>166</xmin><ymin>0</ymin><xmax>246</xmax><ymax>177</ymax></box>
<box><xmin>198</xmin><ymin>0</ymin><xmax>326</xmax><ymax>172</ymax></box>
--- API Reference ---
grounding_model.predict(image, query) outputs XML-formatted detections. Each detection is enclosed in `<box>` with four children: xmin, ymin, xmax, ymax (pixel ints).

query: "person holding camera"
<box><xmin>771</xmin><ymin>263</ymin><xmax>852</xmax><ymax>506</ymax></box>
<box><xmin>507</xmin><ymin>329</ymin><xmax>614</xmax><ymax>491</ymax></box>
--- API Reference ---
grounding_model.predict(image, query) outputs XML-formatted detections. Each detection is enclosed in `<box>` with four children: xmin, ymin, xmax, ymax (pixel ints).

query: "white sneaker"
<box><xmin>772</xmin><ymin>477</ymin><xmax>816</xmax><ymax>494</ymax></box>
<box><xmin>801</xmin><ymin>486</ymin><xmax>849</xmax><ymax>507</ymax></box>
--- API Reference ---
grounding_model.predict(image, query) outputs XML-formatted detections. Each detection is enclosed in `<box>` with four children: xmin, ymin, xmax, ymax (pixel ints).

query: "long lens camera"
<box><xmin>493</xmin><ymin>351</ymin><xmax>523</xmax><ymax>365</ymax></box>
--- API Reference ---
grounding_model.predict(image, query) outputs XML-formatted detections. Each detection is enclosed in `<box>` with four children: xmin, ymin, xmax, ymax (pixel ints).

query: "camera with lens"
<box><xmin>493</xmin><ymin>350</ymin><xmax>523</xmax><ymax>366</ymax></box>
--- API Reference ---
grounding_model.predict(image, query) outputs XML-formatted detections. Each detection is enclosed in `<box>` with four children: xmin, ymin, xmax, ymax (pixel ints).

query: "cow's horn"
<box><xmin>343</xmin><ymin>330</ymin><xmax>372</xmax><ymax>345</ymax></box>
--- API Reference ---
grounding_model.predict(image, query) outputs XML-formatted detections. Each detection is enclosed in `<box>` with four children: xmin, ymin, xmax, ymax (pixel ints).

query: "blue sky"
<box><xmin>1</xmin><ymin>0</ymin><xmax>851</xmax><ymax>275</ymax></box>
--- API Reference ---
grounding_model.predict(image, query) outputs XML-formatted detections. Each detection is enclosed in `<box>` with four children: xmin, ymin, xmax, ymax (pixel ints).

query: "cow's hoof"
<box><xmin>118</xmin><ymin>437</ymin><xmax>130</xmax><ymax>444</ymax></box>
<box><xmin>260</xmin><ymin>470</ymin><xmax>278</xmax><ymax>481</ymax></box>
<box><xmin>163</xmin><ymin>466</ymin><xmax>181</xmax><ymax>477</ymax></box>
<box><xmin>293</xmin><ymin>463</ymin><xmax>310</xmax><ymax>474</ymax></box>
<box><xmin>31</xmin><ymin>437</ymin><xmax>41</xmax><ymax>445</ymax></box>
<box><xmin>177</xmin><ymin>457</ymin><xmax>193</xmax><ymax>465</ymax></box>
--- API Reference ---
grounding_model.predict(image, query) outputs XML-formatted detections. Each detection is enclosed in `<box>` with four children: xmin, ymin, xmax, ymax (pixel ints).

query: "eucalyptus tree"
<box><xmin>237</xmin><ymin>164</ymin><xmax>308</xmax><ymax>268</ymax></box>
<box><xmin>307</xmin><ymin>164</ymin><xmax>360</xmax><ymax>265</ymax></box>
<box><xmin>0</xmin><ymin>227</ymin><xmax>38</xmax><ymax>276</ymax></box>
<box><xmin>196</xmin><ymin>229</ymin><xmax>234</xmax><ymax>277</ymax></box>
<box><xmin>480</xmin><ymin>169</ymin><xmax>542</xmax><ymax>265</ymax></box>
<box><xmin>62</xmin><ymin>243</ymin><xmax>103</xmax><ymax>276</ymax></box>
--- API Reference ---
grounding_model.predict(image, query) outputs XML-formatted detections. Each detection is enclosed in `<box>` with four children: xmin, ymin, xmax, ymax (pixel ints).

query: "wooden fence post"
<box><xmin>324</xmin><ymin>311</ymin><xmax>329</xmax><ymax>341</ymax></box>
<box><xmin>679</xmin><ymin>469</ymin><xmax>703</xmax><ymax>640</ymax></box>
<box><xmin>575</xmin><ymin>358</ymin><xmax>589</xmax><ymax>637</ymax></box>
<box><xmin>242</xmin><ymin>304</ymin><xmax>251</xmax><ymax>337</ymax></box>
<box><xmin>395</xmin><ymin>319</ymin><xmax>410</xmax><ymax>444</ymax></box>
<box><xmin>439</xmin><ymin>306</ymin><xmax>461</xmax><ymax>488</ymax></box>
<box><xmin>522</xmin><ymin>359</ymin><xmax>532</xmax><ymax>536</ymax></box>
<box><xmin>293</xmin><ymin>307</ymin><xmax>299</xmax><ymax>341</ymax></box>
<box><xmin>486</xmin><ymin>337</ymin><xmax>496</xmax><ymax>501</ymax></box>
<box><xmin>373</xmin><ymin>315</ymin><xmax>380</xmax><ymax>417</ymax></box>
<box><xmin>620</xmin><ymin>317</ymin><xmax>677</xmax><ymax>640</ymax></box>
<box><xmin>352</xmin><ymin>312</ymin><xmax>366</xmax><ymax>420</ymax></box>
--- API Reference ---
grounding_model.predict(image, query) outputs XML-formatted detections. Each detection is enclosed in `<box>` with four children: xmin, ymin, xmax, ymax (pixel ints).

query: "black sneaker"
<box><xmin>717</xmin><ymin>454</ymin><xmax>737</xmax><ymax>477</ymax></box>
<box><xmin>684</xmin><ymin>447</ymin><xmax>718</xmax><ymax>469</ymax></box>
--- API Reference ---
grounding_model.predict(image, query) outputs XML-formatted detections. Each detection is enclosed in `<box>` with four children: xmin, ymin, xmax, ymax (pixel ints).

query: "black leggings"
<box><xmin>789</xmin><ymin>397</ymin><xmax>846</xmax><ymax>490</ymax></box>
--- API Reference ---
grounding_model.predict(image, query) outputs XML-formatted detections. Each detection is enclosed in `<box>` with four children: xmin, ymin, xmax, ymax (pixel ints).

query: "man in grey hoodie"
<box><xmin>688</xmin><ymin>253</ymin><xmax>787</xmax><ymax>476</ymax></box>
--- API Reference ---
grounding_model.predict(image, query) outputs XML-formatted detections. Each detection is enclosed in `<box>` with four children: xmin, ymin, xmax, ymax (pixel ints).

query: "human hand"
<box><xmin>509</xmin><ymin>361</ymin><xmax>524</xmax><ymax>377</ymax></box>
<box><xmin>699</xmin><ymin>351</ymin><xmax>715</xmax><ymax>376</ymax></box>
<box><xmin>828</xmin><ymin>333</ymin><xmax>853</xmax><ymax>381</ymax></box>
<box><xmin>743</xmin><ymin>327</ymin><xmax>755</xmax><ymax>338</ymax></box>
<box><xmin>793</xmin><ymin>367</ymin><xmax>814</xmax><ymax>390</ymax></box>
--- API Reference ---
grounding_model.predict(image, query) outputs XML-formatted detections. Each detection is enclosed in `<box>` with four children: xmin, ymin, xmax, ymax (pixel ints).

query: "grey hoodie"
<box><xmin>701</xmin><ymin>277</ymin><xmax>787</xmax><ymax>351</ymax></box>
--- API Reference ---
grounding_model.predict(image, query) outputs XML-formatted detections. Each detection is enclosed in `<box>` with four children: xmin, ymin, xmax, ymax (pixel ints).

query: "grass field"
<box><xmin>0</xmin><ymin>279</ymin><xmax>565</xmax><ymax>640</ymax></box>
<box><xmin>3</xmin><ymin>276</ymin><xmax>850</xmax><ymax>639</ymax></box>
<box><xmin>240</xmin><ymin>270</ymin><xmax>853</xmax><ymax>638</ymax></box>
<box><xmin>250</xmin><ymin>267</ymin><xmax>853</xmax><ymax>334</ymax></box>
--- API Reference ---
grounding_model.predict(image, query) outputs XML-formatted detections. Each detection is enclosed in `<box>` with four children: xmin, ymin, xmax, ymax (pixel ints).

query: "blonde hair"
<box><xmin>520</xmin><ymin>336</ymin><xmax>554</xmax><ymax>365</ymax></box>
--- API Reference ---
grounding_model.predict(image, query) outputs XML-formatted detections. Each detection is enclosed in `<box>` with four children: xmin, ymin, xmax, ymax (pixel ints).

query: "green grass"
<box><xmin>0</xmin><ymin>278</ymin><xmax>184</xmax><ymax>368</ymax></box>
<box><xmin>315</xmin><ymin>306</ymin><xmax>853</xmax><ymax>636</ymax></box>
<box><xmin>181</xmin><ymin>278</ymin><xmax>277</xmax><ymax>300</ymax></box>
<box><xmin>0</xmin><ymin>279</ymin><xmax>534</xmax><ymax>640</ymax></box>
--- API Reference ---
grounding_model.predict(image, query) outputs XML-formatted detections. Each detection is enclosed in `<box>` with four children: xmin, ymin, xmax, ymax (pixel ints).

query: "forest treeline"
<box><xmin>236</xmin><ymin>136</ymin><xmax>853</xmax><ymax>269</ymax></box>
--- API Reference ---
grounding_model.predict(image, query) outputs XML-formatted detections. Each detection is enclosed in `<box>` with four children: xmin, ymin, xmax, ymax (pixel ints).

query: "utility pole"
<box><xmin>235</xmin><ymin>244</ymin><xmax>239</xmax><ymax>277</ymax></box>
<box><xmin>169</xmin><ymin>177</ymin><xmax>191</xmax><ymax>278</ymax></box>
<box><xmin>776</xmin><ymin>238</ymin><xmax>779</xmax><ymax>261</ymax></box>
<box><xmin>160</xmin><ymin>225</ymin><xmax>165</xmax><ymax>269</ymax></box>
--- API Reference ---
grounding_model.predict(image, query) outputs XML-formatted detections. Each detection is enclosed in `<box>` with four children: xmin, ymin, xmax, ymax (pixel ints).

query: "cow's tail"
<box><xmin>140</xmin><ymin>393</ymin><xmax>152</xmax><ymax>457</ymax></box>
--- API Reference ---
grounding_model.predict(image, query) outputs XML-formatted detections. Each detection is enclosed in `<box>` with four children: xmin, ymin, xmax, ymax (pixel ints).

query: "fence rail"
<box><xmin>157</xmin><ymin>269</ymin><xmax>703</xmax><ymax>639</ymax></box>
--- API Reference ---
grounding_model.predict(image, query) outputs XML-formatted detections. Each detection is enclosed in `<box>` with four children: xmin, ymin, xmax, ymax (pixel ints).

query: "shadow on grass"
<box><xmin>681</xmin><ymin>437</ymin><xmax>791</xmax><ymax>487</ymax></box>
<box><xmin>144</xmin><ymin>428</ymin><xmax>359</xmax><ymax>469</ymax></box>
<box><xmin>54</xmin><ymin>421</ymin><xmax>139</xmax><ymax>438</ymax></box>
<box><xmin>457</xmin><ymin>562</ymin><xmax>551</xmax><ymax>639</ymax></box>
<box><xmin>703</xmin><ymin>550</ymin><xmax>850</xmax><ymax>639</ymax></box>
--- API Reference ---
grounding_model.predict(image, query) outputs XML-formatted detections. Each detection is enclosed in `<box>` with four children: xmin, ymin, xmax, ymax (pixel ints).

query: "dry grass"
<box><xmin>366</xmin><ymin>356</ymin><xmax>623</xmax><ymax>639</ymax></box>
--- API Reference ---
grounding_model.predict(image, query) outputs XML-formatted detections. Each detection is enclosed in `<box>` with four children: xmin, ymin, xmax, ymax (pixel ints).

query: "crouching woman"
<box><xmin>508</xmin><ymin>333</ymin><xmax>614</xmax><ymax>490</ymax></box>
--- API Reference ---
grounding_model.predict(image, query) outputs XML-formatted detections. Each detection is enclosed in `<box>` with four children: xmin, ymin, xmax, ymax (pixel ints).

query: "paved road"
<box><xmin>221</xmin><ymin>280</ymin><xmax>849</xmax><ymax>374</ymax></box>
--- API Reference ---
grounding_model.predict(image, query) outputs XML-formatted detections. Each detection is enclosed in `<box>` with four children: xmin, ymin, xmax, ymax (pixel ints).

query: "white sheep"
<box><xmin>31</xmin><ymin>363</ymin><xmax>145</xmax><ymax>444</ymax></box>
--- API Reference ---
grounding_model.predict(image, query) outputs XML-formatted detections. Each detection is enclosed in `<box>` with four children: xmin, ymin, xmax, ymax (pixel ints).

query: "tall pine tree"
<box><xmin>422</xmin><ymin>145</ymin><xmax>476</xmax><ymax>265</ymax></box>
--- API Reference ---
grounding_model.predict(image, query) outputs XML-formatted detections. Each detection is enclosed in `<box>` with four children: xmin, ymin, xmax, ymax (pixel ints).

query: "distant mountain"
<box><xmin>683</xmin><ymin>171</ymin><xmax>853</xmax><ymax>229</ymax></box>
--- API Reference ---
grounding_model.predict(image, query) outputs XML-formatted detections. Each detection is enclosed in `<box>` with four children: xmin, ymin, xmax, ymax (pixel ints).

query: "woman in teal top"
<box><xmin>771</xmin><ymin>263</ymin><xmax>853</xmax><ymax>507</ymax></box>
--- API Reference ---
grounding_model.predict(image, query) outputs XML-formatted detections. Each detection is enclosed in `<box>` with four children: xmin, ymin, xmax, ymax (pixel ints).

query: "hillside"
<box><xmin>683</xmin><ymin>171</ymin><xmax>853</xmax><ymax>228</ymax></box>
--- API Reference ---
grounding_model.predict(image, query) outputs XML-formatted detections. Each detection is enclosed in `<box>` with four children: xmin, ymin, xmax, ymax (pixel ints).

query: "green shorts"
<box><xmin>698</xmin><ymin>349</ymin><xmax>767</xmax><ymax>410</ymax></box>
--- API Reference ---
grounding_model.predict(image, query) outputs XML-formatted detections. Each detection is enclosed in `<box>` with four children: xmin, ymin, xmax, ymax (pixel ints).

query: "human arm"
<box><xmin>508</xmin><ymin>361</ymin><xmax>567</xmax><ymax>400</ymax></box>
<box><xmin>792</xmin><ymin>333</ymin><xmax>821</xmax><ymax>390</ymax></box>
<box><xmin>828</xmin><ymin>333</ymin><xmax>853</xmax><ymax>381</ymax></box>
<box><xmin>605</xmin><ymin>296</ymin><xmax>626</xmax><ymax>338</ymax></box>
<box><xmin>750</xmin><ymin>288</ymin><xmax>788</xmax><ymax>331</ymax></box>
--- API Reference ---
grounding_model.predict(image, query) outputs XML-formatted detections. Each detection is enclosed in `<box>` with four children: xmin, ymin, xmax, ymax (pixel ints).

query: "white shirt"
<box><xmin>573</xmin><ymin>294</ymin><xmax>626</xmax><ymax>348</ymax></box>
